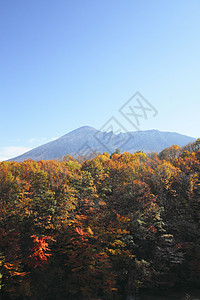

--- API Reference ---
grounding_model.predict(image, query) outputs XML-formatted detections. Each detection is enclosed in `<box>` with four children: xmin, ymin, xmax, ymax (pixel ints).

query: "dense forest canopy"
<box><xmin>0</xmin><ymin>139</ymin><xmax>200</xmax><ymax>299</ymax></box>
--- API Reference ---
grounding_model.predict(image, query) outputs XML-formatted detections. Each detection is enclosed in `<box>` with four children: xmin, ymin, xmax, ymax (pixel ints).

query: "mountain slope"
<box><xmin>9</xmin><ymin>126</ymin><xmax>196</xmax><ymax>162</ymax></box>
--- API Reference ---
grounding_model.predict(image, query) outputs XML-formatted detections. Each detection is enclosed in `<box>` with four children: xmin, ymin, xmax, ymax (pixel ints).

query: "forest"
<box><xmin>0</xmin><ymin>140</ymin><xmax>200</xmax><ymax>299</ymax></box>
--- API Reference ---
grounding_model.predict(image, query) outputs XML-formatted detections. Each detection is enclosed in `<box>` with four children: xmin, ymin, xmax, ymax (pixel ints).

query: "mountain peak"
<box><xmin>8</xmin><ymin>127</ymin><xmax>196</xmax><ymax>162</ymax></box>
<box><xmin>59</xmin><ymin>126</ymin><xmax>97</xmax><ymax>139</ymax></box>
<box><xmin>71</xmin><ymin>126</ymin><xmax>97</xmax><ymax>133</ymax></box>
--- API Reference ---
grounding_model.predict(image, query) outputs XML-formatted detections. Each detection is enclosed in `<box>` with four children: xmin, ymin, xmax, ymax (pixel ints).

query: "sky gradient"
<box><xmin>0</xmin><ymin>0</ymin><xmax>200</xmax><ymax>161</ymax></box>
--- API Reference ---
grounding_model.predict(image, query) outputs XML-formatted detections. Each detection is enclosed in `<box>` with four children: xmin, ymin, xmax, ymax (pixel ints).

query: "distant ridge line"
<box><xmin>8</xmin><ymin>126</ymin><xmax>196</xmax><ymax>162</ymax></box>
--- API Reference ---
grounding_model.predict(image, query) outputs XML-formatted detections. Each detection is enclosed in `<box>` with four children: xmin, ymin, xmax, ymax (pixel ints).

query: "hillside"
<box><xmin>9</xmin><ymin>126</ymin><xmax>196</xmax><ymax>162</ymax></box>
<box><xmin>1</xmin><ymin>144</ymin><xmax>200</xmax><ymax>299</ymax></box>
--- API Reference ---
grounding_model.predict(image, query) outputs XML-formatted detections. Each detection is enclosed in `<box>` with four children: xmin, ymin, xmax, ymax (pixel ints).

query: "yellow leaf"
<box><xmin>87</xmin><ymin>227</ymin><xmax>94</xmax><ymax>235</ymax></box>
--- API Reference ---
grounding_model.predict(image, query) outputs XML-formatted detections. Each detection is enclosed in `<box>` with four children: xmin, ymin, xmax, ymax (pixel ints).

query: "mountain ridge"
<box><xmin>8</xmin><ymin>126</ymin><xmax>196</xmax><ymax>162</ymax></box>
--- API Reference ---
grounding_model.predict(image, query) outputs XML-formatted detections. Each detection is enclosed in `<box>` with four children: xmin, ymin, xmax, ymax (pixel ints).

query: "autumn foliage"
<box><xmin>0</xmin><ymin>139</ymin><xmax>200</xmax><ymax>299</ymax></box>
<box><xmin>28</xmin><ymin>235</ymin><xmax>53</xmax><ymax>269</ymax></box>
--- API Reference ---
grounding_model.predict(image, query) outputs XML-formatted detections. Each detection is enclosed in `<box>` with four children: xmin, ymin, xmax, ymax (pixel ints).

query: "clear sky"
<box><xmin>0</xmin><ymin>0</ymin><xmax>200</xmax><ymax>161</ymax></box>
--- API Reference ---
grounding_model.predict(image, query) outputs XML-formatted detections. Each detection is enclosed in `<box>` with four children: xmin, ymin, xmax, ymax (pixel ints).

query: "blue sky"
<box><xmin>0</xmin><ymin>0</ymin><xmax>200</xmax><ymax>160</ymax></box>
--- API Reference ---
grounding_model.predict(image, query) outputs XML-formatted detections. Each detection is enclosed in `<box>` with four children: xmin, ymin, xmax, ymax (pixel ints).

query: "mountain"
<box><xmin>9</xmin><ymin>126</ymin><xmax>196</xmax><ymax>162</ymax></box>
